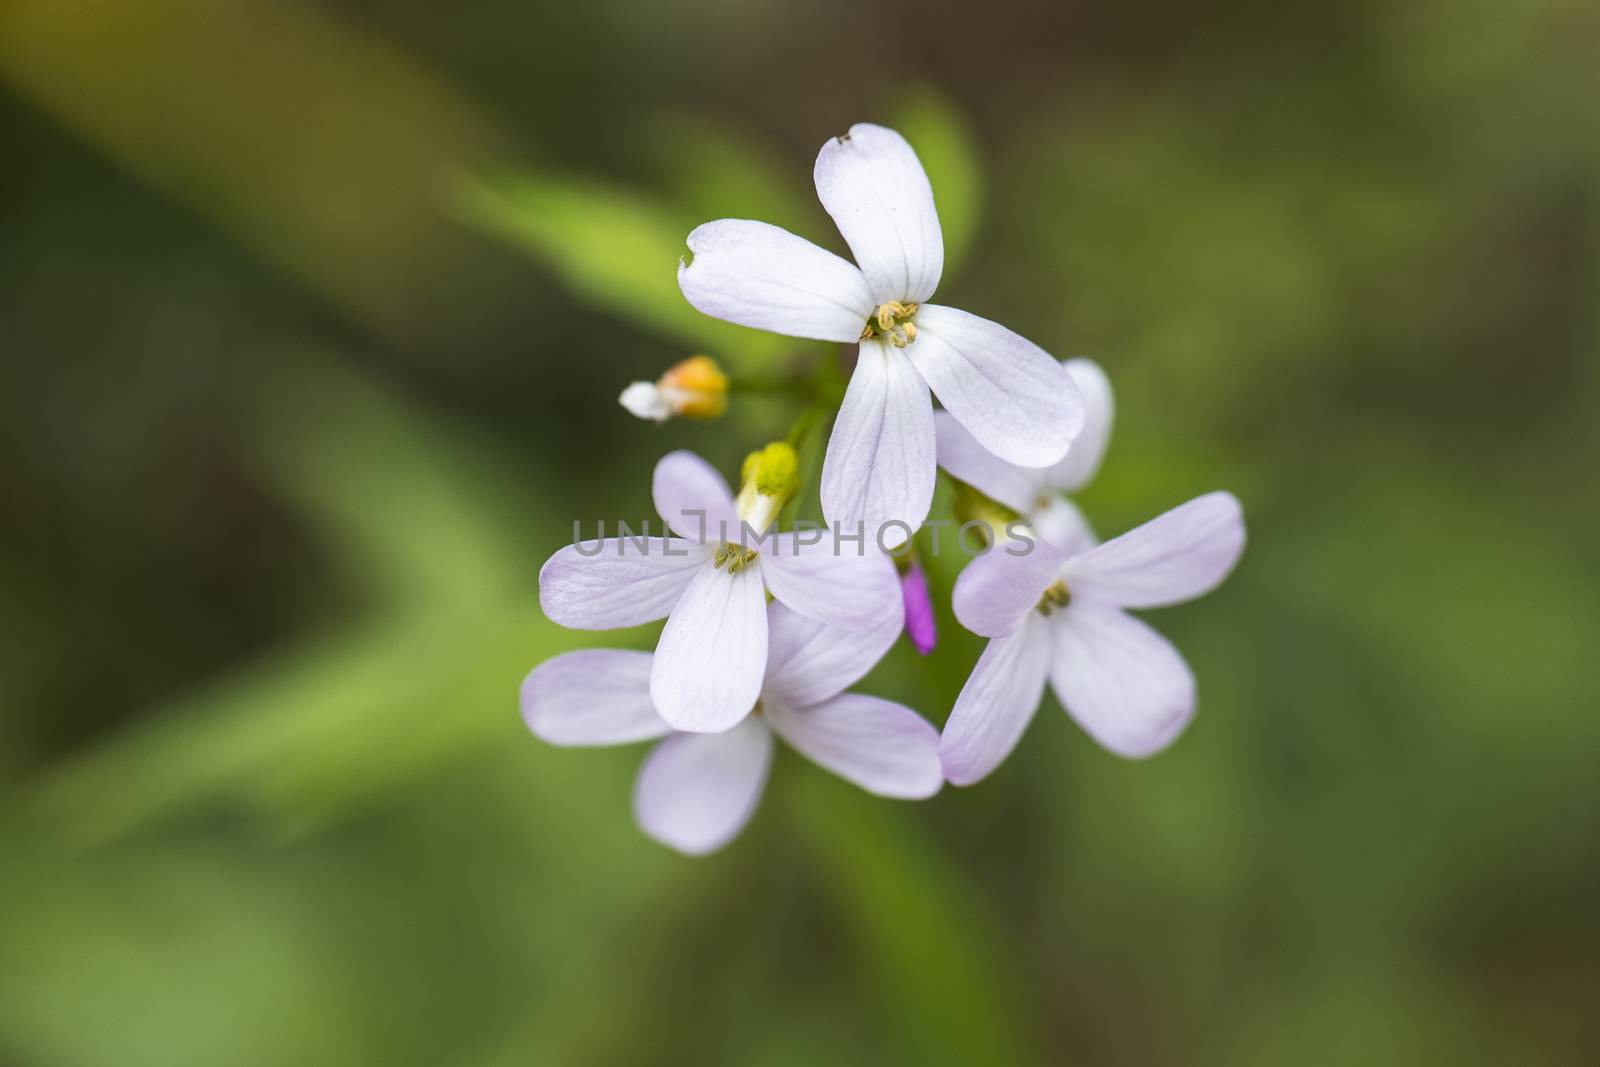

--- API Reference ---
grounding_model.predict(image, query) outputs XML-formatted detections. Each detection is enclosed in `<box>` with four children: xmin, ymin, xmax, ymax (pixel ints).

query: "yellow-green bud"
<box><xmin>735</xmin><ymin>441</ymin><xmax>800</xmax><ymax>535</ymax></box>
<box><xmin>740</xmin><ymin>442</ymin><xmax>799</xmax><ymax>499</ymax></box>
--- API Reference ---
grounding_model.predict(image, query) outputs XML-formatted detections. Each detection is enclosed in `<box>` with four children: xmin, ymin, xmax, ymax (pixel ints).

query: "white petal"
<box><xmin>677</xmin><ymin>219</ymin><xmax>874</xmax><ymax>343</ymax></box>
<box><xmin>939</xmin><ymin>616</ymin><xmax>1053</xmax><ymax>786</ymax></box>
<box><xmin>653</xmin><ymin>450</ymin><xmax>739</xmax><ymax>542</ymax></box>
<box><xmin>633</xmin><ymin>718</ymin><xmax>773</xmax><ymax>855</ymax></box>
<box><xmin>1048</xmin><ymin>606</ymin><xmax>1195</xmax><ymax>759</ymax></box>
<box><xmin>910</xmin><ymin>305</ymin><xmax>1083</xmax><ymax>468</ymax></box>
<box><xmin>813</xmin><ymin>123</ymin><xmax>943</xmax><ymax>304</ymax></box>
<box><xmin>759</xmin><ymin>532</ymin><xmax>901</xmax><ymax>633</ymax></box>
<box><xmin>1044</xmin><ymin>358</ymin><xmax>1114</xmax><ymax>492</ymax></box>
<box><xmin>761</xmin><ymin>598</ymin><xmax>902</xmax><ymax>709</ymax></box>
<box><xmin>765</xmin><ymin>693</ymin><xmax>942</xmax><ymax>799</ymax></box>
<box><xmin>650</xmin><ymin>561</ymin><xmax>768</xmax><ymax>733</ymax></box>
<box><xmin>539</xmin><ymin>539</ymin><xmax>711</xmax><ymax>629</ymax></box>
<box><xmin>1063</xmin><ymin>492</ymin><xmax>1245</xmax><ymax>609</ymax></box>
<box><xmin>619</xmin><ymin>382</ymin><xmax>670</xmax><ymax>422</ymax></box>
<box><xmin>520</xmin><ymin>650</ymin><xmax>669</xmax><ymax>746</ymax></box>
<box><xmin>1029</xmin><ymin>496</ymin><xmax>1098</xmax><ymax>557</ymax></box>
<box><xmin>951</xmin><ymin>540</ymin><xmax>1066</xmax><ymax>639</ymax></box>
<box><xmin>932</xmin><ymin>410</ymin><xmax>1045</xmax><ymax>514</ymax></box>
<box><xmin>820</xmin><ymin>341</ymin><xmax>935</xmax><ymax>549</ymax></box>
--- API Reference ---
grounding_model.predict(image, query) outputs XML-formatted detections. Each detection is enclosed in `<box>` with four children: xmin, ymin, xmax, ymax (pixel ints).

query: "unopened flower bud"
<box><xmin>896</xmin><ymin>554</ymin><xmax>937</xmax><ymax>655</ymax></box>
<box><xmin>735</xmin><ymin>441</ymin><xmax>800</xmax><ymax>534</ymax></box>
<box><xmin>618</xmin><ymin>355</ymin><xmax>728</xmax><ymax>423</ymax></box>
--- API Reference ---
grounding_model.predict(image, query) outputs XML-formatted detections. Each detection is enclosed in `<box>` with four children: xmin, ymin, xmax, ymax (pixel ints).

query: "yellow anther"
<box><xmin>1037</xmin><ymin>581</ymin><xmax>1072</xmax><ymax>615</ymax></box>
<box><xmin>863</xmin><ymin>301</ymin><xmax>920</xmax><ymax>347</ymax></box>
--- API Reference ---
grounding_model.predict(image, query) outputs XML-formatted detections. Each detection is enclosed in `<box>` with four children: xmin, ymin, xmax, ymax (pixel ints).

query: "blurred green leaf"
<box><xmin>889</xmin><ymin>87</ymin><xmax>986</xmax><ymax>278</ymax></box>
<box><xmin>639</xmin><ymin>114</ymin><xmax>815</xmax><ymax>235</ymax></box>
<box><xmin>453</xmin><ymin>172</ymin><xmax>787</xmax><ymax>372</ymax></box>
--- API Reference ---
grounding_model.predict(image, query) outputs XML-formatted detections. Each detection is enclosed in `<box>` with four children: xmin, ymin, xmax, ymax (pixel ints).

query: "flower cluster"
<box><xmin>522</xmin><ymin>122</ymin><xmax>1245</xmax><ymax>854</ymax></box>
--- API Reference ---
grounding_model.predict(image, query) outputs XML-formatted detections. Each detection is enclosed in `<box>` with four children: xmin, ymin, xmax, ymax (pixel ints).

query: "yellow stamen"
<box><xmin>1037</xmin><ymin>581</ymin><xmax>1071</xmax><ymax>615</ymax></box>
<box><xmin>861</xmin><ymin>301</ymin><xmax>920</xmax><ymax>347</ymax></box>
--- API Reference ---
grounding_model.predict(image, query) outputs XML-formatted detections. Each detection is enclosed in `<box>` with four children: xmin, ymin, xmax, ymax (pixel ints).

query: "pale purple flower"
<box><xmin>936</xmin><ymin>357</ymin><xmax>1113</xmax><ymax>554</ymax></box>
<box><xmin>940</xmin><ymin>492</ymin><xmax>1246</xmax><ymax>785</ymax></box>
<box><xmin>522</xmin><ymin>600</ymin><xmax>941</xmax><ymax>856</ymax></box>
<box><xmin>678</xmin><ymin>123</ymin><xmax>1086</xmax><ymax>546</ymax></box>
<box><xmin>539</xmin><ymin>450</ymin><xmax>899</xmax><ymax>735</ymax></box>
<box><xmin>899</xmin><ymin>556</ymin><xmax>937</xmax><ymax>655</ymax></box>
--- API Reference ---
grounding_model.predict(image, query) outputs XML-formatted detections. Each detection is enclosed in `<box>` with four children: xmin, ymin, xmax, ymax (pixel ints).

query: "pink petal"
<box><xmin>1047</xmin><ymin>606</ymin><xmax>1196</xmax><ymax>759</ymax></box>
<box><xmin>939</xmin><ymin>617</ymin><xmax>1053</xmax><ymax>786</ymax></box>
<box><xmin>1043</xmin><ymin>358</ymin><xmax>1115</xmax><ymax>493</ymax></box>
<box><xmin>813</xmin><ymin>123</ymin><xmax>943</xmax><ymax>305</ymax></box>
<box><xmin>933</xmin><ymin>409</ymin><xmax>1046</xmax><ymax>515</ymax></box>
<box><xmin>539</xmin><ymin>539</ymin><xmax>711</xmax><ymax>629</ymax></box>
<box><xmin>633</xmin><ymin>718</ymin><xmax>773</xmax><ymax>855</ymax></box>
<box><xmin>820</xmin><ymin>341</ymin><xmax>935</xmax><ymax>548</ymax></box>
<box><xmin>951</xmin><ymin>539</ymin><xmax>1067</xmax><ymax>639</ymax></box>
<box><xmin>653</xmin><ymin>450</ymin><xmax>739</xmax><ymax>542</ymax></box>
<box><xmin>765</xmin><ymin>693</ymin><xmax>942</xmax><ymax>799</ymax></box>
<box><xmin>761</xmin><ymin>598</ymin><xmax>902</xmax><ymax>709</ymax></box>
<box><xmin>650</xmin><ymin>561</ymin><xmax>768</xmax><ymax>733</ymax></box>
<box><xmin>520</xmin><ymin>650</ymin><xmax>669</xmax><ymax>746</ymax></box>
<box><xmin>1064</xmin><ymin>492</ymin><xmax>1245</xmax><ymax>609</ymax></box>
<box><xmin>677</xmin><ymin>219</ymin><xmax>874</xmax><ymax>343</ymax></box>
<box><xmin>910</xmin><ymin>305</ymin><xmax>1082</xmax><ymax>469</ymax></box>
<box><xmin>759</xmin><ymin>532</ymin><xmax>901</xmax><ymax>633</ymax></box>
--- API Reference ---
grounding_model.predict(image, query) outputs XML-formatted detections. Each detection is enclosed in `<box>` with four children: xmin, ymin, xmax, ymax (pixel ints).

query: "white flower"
<box><xmin>940</xmin><ymin>492</ymin><xmax>1246</xmax><ymax>785</ymax></box>
<box><xmin>538</xmin><ymin>448</ymin><xmax>900</xmax><ymax>734</ymax></box>
<box><xmin>522</xmin><ymin>600</ymin><xmax>942</xmax><ymax>856</ymax></box>
<box><xmin>936</xmin><ymin>357</ymin><xmax>1114</xmax><ymax>554</ymax></box>
<box><xmin>678</xmin><ymin>123</ymin><xmax>1085</xmax><ymax>547</ymax></box>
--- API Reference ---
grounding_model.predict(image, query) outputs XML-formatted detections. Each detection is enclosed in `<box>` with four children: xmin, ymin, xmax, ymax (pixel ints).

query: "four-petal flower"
<box><xmin>539</xmin><ymin>450</ymin><xmax>900</xmax><ymax>734</ymax></box>
<box><xmin>940</xmin><ymin>492</ymin><xmax>1247</xmax><ymax>785</ymax></box>
<box><xmin>678</xmin><ymin>123</ymin><xmax>1086</xmax><ymax>546</ymax></box>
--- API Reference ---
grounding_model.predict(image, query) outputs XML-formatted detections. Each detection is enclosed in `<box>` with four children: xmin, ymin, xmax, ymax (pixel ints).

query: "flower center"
<box><xmin>713</xmin><ymin>542</ymin><xmax>759</xmax><ymax>573</ymax></box>
<box><xmin>860</xmin><ymin>301</ymin><xmax>919</xmax><ymax>348</ymax></box>
<box><xmin>1037</xmin><ymin>580</ymin><xmax>1071</xmax><ymax>615</ymax></box>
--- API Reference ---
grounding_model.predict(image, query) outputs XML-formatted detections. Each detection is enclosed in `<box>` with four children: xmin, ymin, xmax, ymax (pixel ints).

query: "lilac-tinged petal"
<box><xmin>820</xmin><ymin>341</ymin><xmax>936</xmax><ymax>549</ymax></box>
<box><xmin>900</xmin><ymin>557</ymin><xmax>937</xmax><ymax>655</ymax></box>
<box><xmin>1047</xmin><ymin>605</ymin><xmax>1195</xmax><ymax>759</ymax></box>
<box><xmin>951</xmin><ymin>540</ymin><xmax>1067</xmax><ymax>639</ymax></box>
<box><xmin>1029</xmin><ymin>496</ymin><xmax>1098</xmax><ymax>557</ymax></box>
<box><xmin>1064</xmin><ymin>492</ymin><xmax>1245</xmax><ymax>609</ymax></box>
<box><xmin>520</xmin><ymin>650</ymin><xmax>669</xmax><ymax>746</ymax></box>
<box><xmin>653</xmin><ymin>450</ymin><xmax>739</xmax><ymax>542</ymax></box>
<box><xmin>677</xmin><ymin>220</ymin><xmax>874</xmax><ymax>343</ymax></box>
<box><xmin>814</xmin><ymin>123</ymin><xmax>943</xmax><ymax>305</ymax></box>
<box><xmin>761</xmin><ymin>598</ymin><xmax>902</xmax><ymax>709</ymax></box>
<box><xmin>910</xmin><ymin>305</ymin><xmax>1083</xmax><ymax>469</ymax></box>
<box><xmin>633</xmin><ymin>718</ymin><xmax>773</xmax><ymax>855</ymax></box>
<box><xmin>759</xmin><ymin>532</ymin><xmax>901</xmax><ymax>633</ymax></box>
<box><xmin>765</xmin><ymin>693</ymin><xmax>942</xmax><ymax>799</ymax></box>
<box><xmin>650</xmin><ymin>562</ymin><xmax>768</xmax><ymax>733</ymax></box>
<box><xmin>940</xmin><ymin>617</ymin><xmax>1053</xmax><ymax>786</ymax></box>
<box><xmin>539</xmin><ymin>539</ymin><xmax>711</xmax><ymax>629</ymax></box>
<box><xmin>933</xmin><ymin>410</ymin><xmax>1045</xmax><ymax>515</ymax></box>
<box><xmin>1044</xmin><ymin>358</ymin><xmax>1114</xmax><ymax>493</ymax></box>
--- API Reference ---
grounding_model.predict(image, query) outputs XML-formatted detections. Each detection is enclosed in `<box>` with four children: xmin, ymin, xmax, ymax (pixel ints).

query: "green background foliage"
<box><xmin>2</xmin><ymin>0</ymin><xmax>1597</xmax><ymax>1063</ymax></box>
